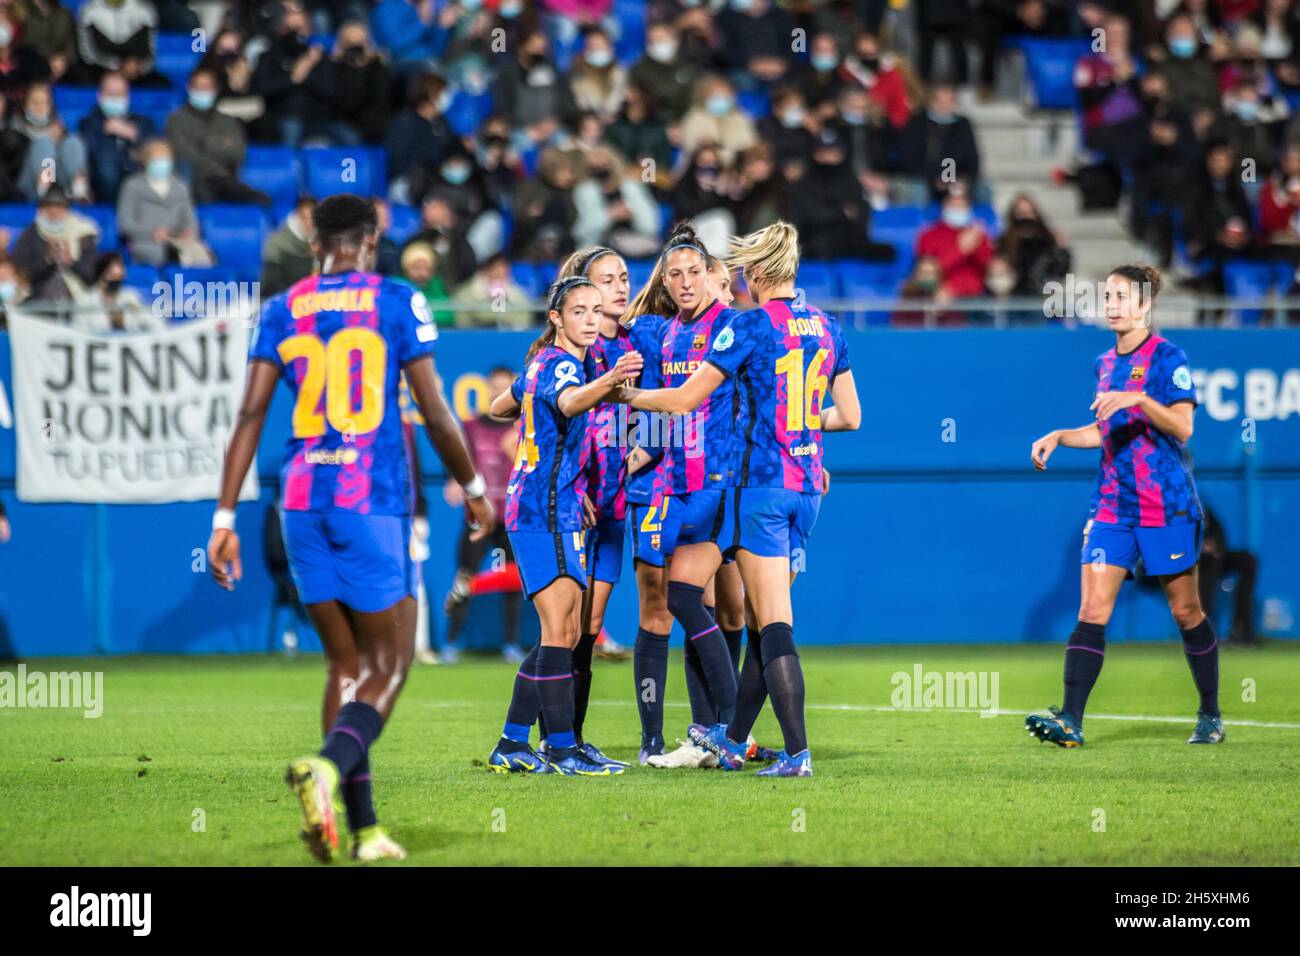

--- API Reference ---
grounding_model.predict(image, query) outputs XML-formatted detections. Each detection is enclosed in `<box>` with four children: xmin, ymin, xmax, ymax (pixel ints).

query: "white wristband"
<box><xmin>212</xmin><ymin>508</ymin><xmax>236</xmax><ymax>532</ymax></box>
<box><xmin>462</xmin><ymin>474</ymin><xmax>486</xmax><ymax>499</ymax></box>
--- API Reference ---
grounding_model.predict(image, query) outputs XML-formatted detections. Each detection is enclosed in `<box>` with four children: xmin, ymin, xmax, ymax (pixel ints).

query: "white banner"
<box><xmin>10</xmin><ymin>313</ymin><xmax>259</xmax><ymax>503</ymax></box>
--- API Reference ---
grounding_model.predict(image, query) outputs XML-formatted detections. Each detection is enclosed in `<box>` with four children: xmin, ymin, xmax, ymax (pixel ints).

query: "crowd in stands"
<box><xmin>0</xmin><ymin>0</ymin><xmax>1294</xmax><ymax>330</ymax></box>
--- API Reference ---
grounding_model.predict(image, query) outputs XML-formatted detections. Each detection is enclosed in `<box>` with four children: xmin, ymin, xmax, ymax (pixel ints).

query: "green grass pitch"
<box><xmin>2</xmin><ymin>642</ymin><xmax>1298</xmax><ymax>866</ymax></box>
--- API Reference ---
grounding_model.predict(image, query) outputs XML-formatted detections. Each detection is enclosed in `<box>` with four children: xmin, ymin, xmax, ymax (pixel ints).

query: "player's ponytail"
<box><xmin>626</xmin><ymin>222</ymin><xmax>707</xmax><ymax>321</ymax></box>
<box><xmin>727</xmin><ymin>221</ymin><xmax>800</xmax><ymax>294</ymax></box>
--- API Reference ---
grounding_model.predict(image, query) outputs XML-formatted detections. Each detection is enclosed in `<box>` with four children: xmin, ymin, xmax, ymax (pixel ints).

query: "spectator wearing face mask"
<box><xmin>758</xmin><ymin>86</ymin><xmax>816</xmax><ymax>165</ymax></box>
<box><xmin>73</xmin><ymin>251</ymin><xmax>160</xmax><ymax>333</ymax></box>
<box><xmin>0</xmin><ymin>11</ymin><xmax>53</xmax><ymax>109</ymax></box>
<box><xmin>569</xmin><ymin>26</ymin><xmax>626</xmax><ymax>121</ymax></box>
<box><xmin>629</xmin><ymin>22</ymin><xmax>701</xmax><ymax>123</ymax></box>
<box><xmin>406</xmin><ymin>193</ymin><xmax>478</xmax><ymax>286</ymax></box>
<box><xmin>894</xmin><ymin>83</ymin><xmax>981</xmax><ymax>204</ymax></box>
<box><xmin>1210</xmin><ymin>78</ymin><xmax>1286</xmax><ymax>188</ymax></box>
<box><xmin>511</xmin><ymin>146</ymin><xmax>581</xmax><ymax>262</ymax></box>
<box><xmin>195</xmin><ymin>29</ymin><xmax>259</xmax><ymax>121</ymax></box>
<box><xmin>732</xmin><ymin>142</ymin><xmax>786</xmax><ymax>233</ymax></box>
<box><xmin>0</xmin><ymin>254</ymin><xmax>29</xmax><ymax>325</ymax></box>
<box><xmin>10</xmin><ymin>81</ymin><xmax>91</xmax><ymax>202</ymax></box>
<box><xmin>473</xmin><ymin>114</ymin><xmax>522</xmax><ymax>213</ymax></box>
<box><xmin>915</xmin><ymin>186</ymin><xmax>993</xmax><ymax>300</ymax></box>
<box><xmin>1130</xmin><ymin>69</ymin><xmax>1201</xmax><ymax>264</ymax></box>
<box><xmin>260</xmin><ymin>197</ymin><xmax>317</xmax><ymax>297</ymax></box>
<box><xmin>386</xmin><ymin>73</ymin><xmax>456</xmax><ymax>205</ymax></box>
<box><xmin>12</xmin><ymin>186</ymin><xmax>99</xmax><ymax>303</ymax></box>
<box><xmin>1259</xmin><ymin>142</ymin><xmax>1300</xmax><ymax>264</ymax></box>
<box><xmin>1183</xmin><ymin>138</ymin><xmax>1258</xmax><ymax>295</ymax></box>
<box><xmin>453</xmin><ymin>253</ymin><xmax>533</xmax><ymax>328</ymax></box>
<box><xmin>714</xmin><ymin>0</ymin><xmax>796</xmax><ymax>92</ymax></box>
<box><xmin>77</xmin><ymin>0</ymin><xmax>168</xmax><ymax>88</ymax></box>
<box><xmin>253</xmin><ymin>2</ymin><xmax>343</xmax><ymax>148</ymax></box>
<box><xmin>679</xmin><ymin>74</ymin><xmax>756</xmax><ymax>166</ymax></box>
<box><xmin>322</xmin><ymin>20</ymin><xmax>393</xmax><ymax>145</ymax></box>
<box><xmin>492</xmin><ymin>29</ymin><xmax>575</xmax><ymax>149</ymax></box>
<box><xmin>671</xmin><ymin>143</ymin><xmax>736</xmax><ymax>228</ymax></box>
<box><xmin>892</xmin><ymin>254</ymin><xmax>960</xmax><ymax>328</ymax></box>
<box><xmin>14</xmin><ymin>0</ymin><xmax>80</xmax><ymax>86</ymax></box>
<box><xmin>78</xmin><ymin>71</ymin><xmax>154</xmax><ymax>204</ymax></box>
<box><xmin>976</xmin><ymin>254</ymin><xmax>1020</xmax><ymax>326</ymax></box>
<box><xmin>995</xmin><ymin>193</ymin><xmax>1070</xmax><ymax>296</ymax></box>
<box><xmin>841</xmin><ymin>30</ymin><xmax>916</xmax><ymax>131</ymax></box>
<box><xmin>422</xmin><ymin>143</ymin><xmax>505</xmax><ymax>262</ymax></box>
<box><xmin>117</xmin><ymin>139</ymin><xmax>207</xmax><ymax>268</ymax></box>
<box><xmin>785</xmin><ymin>124</ymin><xmax>895</xmax><ymax>262</ymax></box>
<box><xmin>795</xmin><ymin>31</ymin><xmax>848</xmax><ymax>119</ymax></box>
<box><xmin>835</xmin><ymin>84</ymin><xmax>891</xmax><ymax>180</ymax></box>
<box><xmin>371</xmin><ymin>0</ymin><xmax>452</xmax><ymax>74</ymax></box>
<box><xmin>605</xmin><ymin>84</ymin><xmax>672</xmax><ymax>177</ymax></box>
<box><xmin>572</xmin><ymin>145</ymin><xmax>661</xmax><ymax>258</ymax></box>
<box><xmin>167</xmin><ymin>67</ymin><xmax>271</xmax><ymax>206</ymax></box>
<box><xmin>1155</xmin><ymin>13</ymin><xmax>1222</xmax><ymax>118</ymax></box>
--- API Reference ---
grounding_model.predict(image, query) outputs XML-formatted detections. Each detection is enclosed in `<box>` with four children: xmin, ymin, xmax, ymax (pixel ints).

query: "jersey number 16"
<box><xmin>774</xmin><ymin>347</ymin><xmax>830</xmax><ymax>433</ymax></box>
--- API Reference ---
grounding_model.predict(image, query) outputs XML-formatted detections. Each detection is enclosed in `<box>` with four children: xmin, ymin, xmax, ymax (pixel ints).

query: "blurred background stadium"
<box><xmin>0</xmin><ymin>0</ymin><xmax>1296</xmax><ymax>658</ymax></box>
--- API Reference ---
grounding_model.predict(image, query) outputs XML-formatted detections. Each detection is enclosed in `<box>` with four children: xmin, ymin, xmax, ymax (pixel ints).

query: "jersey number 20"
<box><xmin>774</xmin><ymin>347</ymin><xmax>830</xmax><ymax>432</ymax></box>
<box><xmin>278</xmin><ymin>327</ymin><xmax>387</xmax><ymax>438</ymax></box>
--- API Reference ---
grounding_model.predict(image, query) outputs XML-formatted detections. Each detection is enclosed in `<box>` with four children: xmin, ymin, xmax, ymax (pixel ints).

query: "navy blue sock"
<box><xmin>500</xmin><ymin>644</ymin><xmax>540</xmax><ymax>752</ymax></box>
<box><xmin>722</xmin><ymin>627</ymin><xmax>744</xmax><ymax>683</ymax></box>
<box><xmin>668</xmin><ymin>583</ymin><xmax>736</xmax><ymax>724</ymax></box>
<box><xmin>1181</xmin><ymin>617</ymin><xmax>1220</xmax><ymax>717</ymax></box>
<box><xmin>342</xmin><ymin>754</ymin><xmax>376</xmax><ymax>832</ymax></box>
<box><xmin>572</xmin><ymin>632</ymin><xmax>597</xmax><ymax>743</ymax></box>
<box><xmin>758</xmin><ymin>623</ymin><xmax>805</xmax><ymax>755</ymax></box>
<box><xmin>319</xmin><ymin>700</ymin><xmax>384</xmax><ymax>779</ymax></box>
<box><xmin>683</xmin><ymin>631</ymin><xmax>717</xmax><ymax>725</ymax></box>
<box><xmin>536</xmin><ymin>645</ymin><xmax>576</xmax><ymax>755</ymax></box>
<box><xmin>727</xmin><ymin>625</ymin><xmax>768</xmax><ymax>744</ymax></box>
<box><xmin>1062</xmin><ymin>621</ymin><xmax>1106</xmax><ymax>725</ymax></box>
<box><xmin>633</xmin><ymin>628</ymin><xmax>670</xmax><ymax>753</ymax></box>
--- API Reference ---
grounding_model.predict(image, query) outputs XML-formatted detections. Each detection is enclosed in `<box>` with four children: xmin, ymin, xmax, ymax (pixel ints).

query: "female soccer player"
<box><xmin>621</xmin><ymin>221</ymin><xmax>861</xmax><ymax>777</ymax></box>
<box><xmin>1026</xmin><ymin>264</ymin><xmax>1223</xmax><ymax>747</ymax></box>
<box><xmin>486</xmin><ymin>276</ymin><xmax>643</xmax><ymax>775</ymax></box>
<box><xmin>207</xmin><ymin>194</ymin><xmax>495</xmax><ymax>862</ymax></box>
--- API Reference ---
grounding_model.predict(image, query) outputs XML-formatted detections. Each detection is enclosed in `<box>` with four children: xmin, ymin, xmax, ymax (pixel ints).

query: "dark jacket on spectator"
<box><xmin>385</xmin><ymin>108</ymin><xmax>456</xmax><ymax>187</ymax></box>
<box><xmin>403</xmin><ymin>226</ymin><xmax>477</xmax><ymax>288</ymax></box>
<box><xmin>627</xmin><ymin>56</ymin><xmax>700</xmax><ymax>123</ymax></box>
<box><xmin>0</xmin><ymin>45</ymin><xmax>52</xmax><ymax>109</ymax></box>
<box><xmin>894</xmin><ymin>108</ymin><xmax>981</xmax><ymax>188</ymax></box>
<box><xmin>11</xmin><ymin>214</ymin><xmax>99</xmax><ymax>301</ymax></box>
<box><xmin>605</xmin><ymin>108</ymin><xmax>672</xmax><ymax>174</ymax></box>
<box><xmin>1184</xmin><ymin>173</ymin><xmax>1256</xmax><ymax>258</ymax></box>
<box><xmin>323</xmin><ymin>56</ymin><xmax>393</xmax><ymax>144</ymax></box>
<box><xmin>714</xmin><ymin>4</ymin><xmax>797</xmax><ymax>75</ymax></box>
<box><xmin>493</xmin><ymin>55</ymin><xmax>576</xmax><ymax>131</ymax></box>
<box><xmin>166</xmin><ymin>103</ymin><xmax>247</xmax><ymax>185</ymax></box>
<box><xmin>17</xmin><ymin>0</ymin><xmax>80</xmax><ymax>69</ymax></box>
<box><xmin>79</xmin><ymin>105</ymin><xmax>155</xmax><ymax>204</ymax></box>
<box><xmin>253</xmin><ymin>33</ymin><xmax>332</xmax><ymax>126</ymax></box>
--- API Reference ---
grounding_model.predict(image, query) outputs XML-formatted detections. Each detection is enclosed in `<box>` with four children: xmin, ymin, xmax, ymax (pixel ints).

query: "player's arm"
<box><xmin>1031</xmin><ymin>422</ymin><xmax>1101</xmax><ymax>471</ymax></box>
<box><xmin>556</xmin><ymin>351</ymin><xmax>643</xmax><ymax>417</ymax></box>
<box><xmin>1092</xmin><ymin>392</ymin><xmax>1194</xmax><ymax>443</ymax></box>
<box><xmin>620</xmin><ymin>362</ymin><xmax>725</xmax><ymax>415</ymax></box>
<box><xmin>489</xmin><ymin>389</ymin><xmax>521</xmax><ymax>420</ymax></box>
<box><xmin>405</xmin><ymin>354</ymin><xmax>498</xmax><ymax>539</ymax></box>
<box><xmin>820</xmin><ymin>370</ymin><xmax>861</xmax><ymax>432</ymax></box>
<box><xmin>208</xmin><ymin>359</ymin><xmax>281</xmax><ymax>590</ymax></box>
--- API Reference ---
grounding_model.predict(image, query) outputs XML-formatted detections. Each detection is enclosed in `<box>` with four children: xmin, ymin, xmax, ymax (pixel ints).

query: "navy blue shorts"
<box><xmin>725</xmin><ymin>488</ymin><xmax>821</xmax><ymax>565</ymax></box>
<box><xmin>281</xmin><ymin>510</ymin><xmax>415</xmax><ymax>613</ymax></box>
<box><xmin>675</xmin><ymin>489</ymin><xmax>735</xmax><ymax>563</ymax></box>
<box><xmin>586</xmin><ymin>516</ymin><xmax>625</xmax><ymax>584</ymax></box>
<box><xmin>509</xmin><ymin>529</ymin><xmax>588</xmax><ymax>598</ymax></box>
<box><xmin>627</xmin><ymin>496</ymin><xmax>682</xmax><ymax>568</ymax></box>
<box><xmin>1081</xmin><ymin>519</ymin><xmax>1202</xmax><ymax>577</ymax></box>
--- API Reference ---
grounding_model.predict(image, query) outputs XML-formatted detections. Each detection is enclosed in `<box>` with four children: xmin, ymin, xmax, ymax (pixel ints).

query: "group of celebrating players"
<box><xmin>205</xmin><ymin>193</ymin><xmax>1222</xmax><ymax>864</ymax></box>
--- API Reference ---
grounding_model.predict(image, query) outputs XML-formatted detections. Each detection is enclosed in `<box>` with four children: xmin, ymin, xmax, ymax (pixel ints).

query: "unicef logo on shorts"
<box><xmin>714</xmin><ymin>327</ymin><xmax>735</xmax><ymax>351</ymax></box>
<box><xmin>1172</xmin><ymin>365</ymin><xmax>1192</xmax><ymax>391</ymax></box>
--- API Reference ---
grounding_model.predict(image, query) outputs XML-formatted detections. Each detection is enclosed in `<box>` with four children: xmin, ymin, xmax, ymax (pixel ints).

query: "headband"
<box><xmin>548</xmin><ymin>275</ymin><xmax>595</xmax><ymax>312</ymax></box>
<box><xmin>580</xmin><ymin>247</ymin><xmax>618</xmax><ymax>275</ymax></box>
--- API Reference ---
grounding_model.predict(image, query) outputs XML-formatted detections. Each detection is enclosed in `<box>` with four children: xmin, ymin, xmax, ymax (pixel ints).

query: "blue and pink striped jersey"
<box><xmin>707</xmin><ymin>297</ymin><xmax>850</xmax><ymax>494</ymax></box>
<box><xmin>505</xmin><ymin>345</ymin><xmax>591</xmax><ymax>533</ymax></box>
<box><xmin>1089</xmin><ymin>333</ymin><xmax>1201</xmax><ymax>527</ymax></box>
<box><xmin>249</xmin><ymin>270</ymin><xmax>439</xmax><ymax>515</ymax></box>
<box><xmin>656</xmin><ymin>299</ymin><xmax>739</xmax><ymax>497</ymax></box>
<box><xmin>623</xmin><ymin>313</ymin><xmax>667</xmax><ymax>506</ymax></box>
<box><xmin>584</xmin><ymin>326</ymin><xmax>634</xmax><ymax>520</ymax></box>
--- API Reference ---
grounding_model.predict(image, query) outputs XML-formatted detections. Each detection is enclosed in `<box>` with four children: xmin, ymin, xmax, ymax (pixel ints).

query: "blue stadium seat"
<box><xmin>154</xmin><ymin>33</ymin><xmax>202</xmax><ymax>88</ymax></box>
<box><xmin>196</xmin><ymin>204</ymin><xmax>270</xmax><ymax>282</ymax></box>
<box><xmin>0</xmin><ymin>204</ymin><xmax>35</xmax><ymax>250</ymax></box>
<box><xmin>445</xmin><ymin>90</ymin><xmax>494</xmax><ymax>137</ymax></box>
<box><xmin>613</xmin><ymin>0</ymin><xmax>647</xmax><ymax>64</ymax></box>
<box><xmin>626</xmin><ymin>259</ymin><xmax>655</xmax><ymax>292</ymax></box>
<box><xmin>53</xmin><ymin>86</ymin><xmax>99</xmax><ymax>130</ymax></box>
<box><xmin>838</xmin><ymin>259</ymin><xmax>905</xmax><ymax>328</ymax></box>
<box><xmin>510</xmin><ymin>262</ymin><xmax>541</xmax><ymax>297</ymax></box>
<box><xmin>123</xmin><ymin>263</ymin><xmax>160</xmax><ymax>296</ymax></box>
<box><xmin>387</xmin><ymin>203</ymin><xmax>421</xmax><ymax>245</ymax></box>
<box><xmin>241</xmin><ymin>146</ymin><xmax>301</xmax><ymax>209</ymax></box>
<box><xmin>159</xmin><ymin>265</ymin><xmax>240</xmax><ymax>320</ymax></box>
<box><xmin>797</xmin><ymin>261</ymin><xmax>839</xmax><ymax>302</ymax></box>
<box><xmin>1016</xmin><ymin>37</ymin><xmax>1091</xmax><ymax>111</ymax></box>
<box><xmin>870</xmin><ymin>205</ymin><xmax>926</xmax><ymax>249</ymax></box>
<box><xmin>80</xmin><ymin>205</ymin><xmax>119</xmax><ymax>252</ymax></box>
<box><xmin>303</xmin><ymin>147</ymin><xmax>382</xmax><ymax>198</ymax></box>
<box><xmin>1223</xmin><ymin>259</ymin><xmax>1293</xmax><ymax>325</ymax></box>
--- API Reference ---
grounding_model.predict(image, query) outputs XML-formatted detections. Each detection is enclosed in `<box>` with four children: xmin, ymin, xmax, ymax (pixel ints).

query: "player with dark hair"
<box><xmin>485</xmin><ymin>276</ymin><xmax>643</xmax><ymax>775</ymax></box>
<box><xmin>620</xmin><ymin>221</ymin><xmax>861</xmax><ymax>777</ymax></box>
<box><xmin>1027</xmin><ymin>264</ymin><xmax>1224</xmax><ymax>747</ymax></box>
<box><xmin>208</xmin><ymin>193</ymin><xmax>496</xmax><ymax>862</ymax></box>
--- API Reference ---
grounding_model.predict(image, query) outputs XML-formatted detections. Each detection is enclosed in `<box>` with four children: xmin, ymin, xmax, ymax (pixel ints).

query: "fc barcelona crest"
<box><xmin>651</xmin><ymin>533</ymin><xmax>662</xmax><ymax>551</ymax></box>
<box><xmin>1130</xmin><ymin>366</ymin><xmax>1146</xmax><ymax>381</ymax></box>
<box><xmin>692</xmin><ymin>333</ymin><xmax>707</xmax><ymax>350</ymax></box>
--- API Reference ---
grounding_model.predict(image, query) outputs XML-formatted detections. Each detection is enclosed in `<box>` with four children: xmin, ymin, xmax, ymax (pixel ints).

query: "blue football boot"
<box><xmin>546</xmin><ymin>747</ymin><xmax>625</xmax><ymax>776</ymax></box>
<box><xmin>488</xmin><ymin>741</ymin><xmax>551</xmax><ymax>773</ymax></box>
<box><xmin>1025</xmin><ymin>706</ymin><xmax>1085</xmax><ymax>748</ymax></box>
<box><xmin>1188</xmin><ymin>711</ymin><xmax>1225</xmax><ymax>744</ymax></box>
<box><xmin>755</xmin><ymin>749</ymin><xmax>813</xmax><ymax>777</ymax></box>
<box><xmin>687</xmin><ymin>722</ymin><xmax>747</xmax><ymax>770</ymax></box>
<box><xmin>578</xmin><ymin>741</ymin><xmax>629</xmax><ymax>769</ymax></box>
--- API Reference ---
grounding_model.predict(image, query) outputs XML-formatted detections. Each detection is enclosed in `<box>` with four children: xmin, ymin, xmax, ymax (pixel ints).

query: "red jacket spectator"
<box><xmin>1259</xmin><ymin>173</ymin><xmax>1300</xmax><ymax>239</ymax></box>
<box><xmin>915</xmin><ymin>218</ymin><xmax>993</xmax><ymax>298</ymax></box>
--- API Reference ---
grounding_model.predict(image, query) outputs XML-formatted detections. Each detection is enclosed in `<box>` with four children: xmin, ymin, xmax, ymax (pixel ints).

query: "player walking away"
<box><xmin>621</xmin><ymin>222</ymin><xmax>861</xmax><ymax>777</ymax></box>
<box><xmin>1027</xmin><ymin>265</ymin><xmax>1223</xmax><ymax>748</ymax></box>
<box><xmin>441</xmin><ymin>365</ymin><xmax>525</xmax><ymax>664</ymax></box>
<box><xmin>207</xmin><ymin>194</ymin><xmax>496</xmax><ymax>863</ymax></box>
<box><xmin>486</xmin><ymin>277</ymin><xmax>643</xmax><ymax>776</ymax></box>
